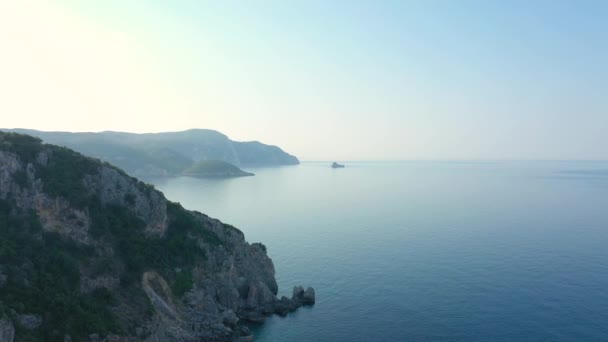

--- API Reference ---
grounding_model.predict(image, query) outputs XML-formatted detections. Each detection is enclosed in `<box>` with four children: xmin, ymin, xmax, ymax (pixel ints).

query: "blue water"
<box><xmin>148</xmin><ymin>161</ymin><xmax>608</xmax><ymax>341</ymax></box>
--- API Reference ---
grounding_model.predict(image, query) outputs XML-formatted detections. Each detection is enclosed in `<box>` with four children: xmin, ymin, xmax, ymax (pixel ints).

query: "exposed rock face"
<box><xmin>18</xmin><ymin>314</ymin><xmax>42</xmax><ymax>330</ymax></box>
<box><xmin>0</xmin><ymin>133</ymin><xmax>314</xmax><ymax>341</ymax></box>
<box><xmin>0</xmin><ymin>151</ymin><xmax>90</xmax><ymax>244</ymax></box>
<box><xmin>0</xmin><ymin>149</ymin><xmax>168</xmax><ymax>243</ymax></box>
<box><xmin>80</xmin><ymin>275</ymin><xmax>121</xmax><ymax>294</ymax></box>
<box><xmin>271</xmin><ymin>286</ymin><xmax>317</xmax><ymax>316</ymax></box>
<box><xmin>83</xmin><ymin>166</ymin><xmax>168</xmax><ymax>236</ymax></box>
<box><xmin>0</xmin><ymin>319</ymin><xmax>14</xmax><ymax>342</ymax></box>
<box><xmin>0</xmin><ymin>271</ymin><xmax>6</xmax><ymax>288</ymax></box>
<box><xmin>299</xmin><ymin>286</ymin><xmax>317</xmax><ymax>305</ymax></box>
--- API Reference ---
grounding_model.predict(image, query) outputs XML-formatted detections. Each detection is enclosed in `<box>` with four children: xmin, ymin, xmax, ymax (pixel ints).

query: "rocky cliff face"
<box><xmin>0</xmin><ymin>133</ymin><xmax>313</xmax><ymax>341</ymax></box>
<box><xmin>0</xmin><ymin>319</ymin><xmax>15</xmax><ymax>342</ymax></box>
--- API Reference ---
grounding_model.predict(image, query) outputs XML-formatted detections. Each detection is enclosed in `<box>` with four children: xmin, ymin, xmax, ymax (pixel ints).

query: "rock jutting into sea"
<box><xmin>0</xmin><ymin>132</ymin><xmax>313</xmax><ymax>342</ymax></box>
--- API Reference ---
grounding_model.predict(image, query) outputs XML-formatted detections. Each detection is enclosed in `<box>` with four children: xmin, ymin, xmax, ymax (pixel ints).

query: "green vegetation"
<box><xmin>12</xmin><ymin>169</ymin><xmax>28</xmax><ymax>188</ymax></box>
<box><xmin>0</xmin><ymin>132</ymin><xmax>100</xmax><ymax>207</ymax></box>
<box><xmin>0</xmin><ymin>200</ymin><xmax>120</xmax><ymax>341</ymax></box>
<box><xmin>166</xmin><ymin>201</ymin><xmax>222</xmax><ymax>247</ymax></box>
<box><xmin>89</xmin><ymin>200</ymin><xmax>218</xmax><ymax>290</ymax></box>
<box><xmin>124</xmin><ymin>193</ymin><xmax>136</xmax><ymax>205</ymax></box>
<box><xmin>0</xmin><ymin>132</ymin><xmax>151</xmax><ymax>206</ymax></box>
<box><xmin>182</xmin><ymin>160</ymin><xmax>253</xmax><ymax>178</ymax></box>
<box><xmin>37</xmin><ymin>146</ymin><xmax>100</xmax><ymax>208</ymax></box>
<box><xmin>252</xmin><ymin>242</ymin><xmax>267</xmax><ymax>253</ymax></box>
<box><xmin>223</xmin><ymin>223</ymin><xmax>244</xmax><ymax>236</ymax></box>
<box><xmin>171</xmin><ymin>270</ymin><xmax>194</xmax><ymax>297</ymax></box>
<box><xmin>0</xmin><ymin>132</ymin><xmax>230</xmax><ymax>340</ymax></box>
<box><xmin>0</xmin><ymin>132</ymin><xmax>43</xmax><ymax>164</ymax></box>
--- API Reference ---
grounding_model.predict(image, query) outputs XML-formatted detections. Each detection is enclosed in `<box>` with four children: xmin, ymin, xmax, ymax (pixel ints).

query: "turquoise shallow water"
<box><xmin>147</xmin><ymin>161</ymin><xmax>608</xmax><ymax>341</ymax></box>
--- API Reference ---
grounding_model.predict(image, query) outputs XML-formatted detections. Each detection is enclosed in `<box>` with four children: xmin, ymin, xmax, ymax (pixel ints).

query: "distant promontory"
<box><xmin>1</xmin><ymin>129</ymin><xmax>299</xmax><ymax>177</ymax></box>
<box><xmin>182</xmin><ymin>160</ymin><xmax>254</xmax><ymax>178</ymax></box>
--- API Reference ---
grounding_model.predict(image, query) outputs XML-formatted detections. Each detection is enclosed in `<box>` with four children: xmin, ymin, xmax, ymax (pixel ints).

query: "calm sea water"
<box><xmin>147</xmin><ymin>161</ymin><xmax>608</xmax><ymax>341</ymax></box>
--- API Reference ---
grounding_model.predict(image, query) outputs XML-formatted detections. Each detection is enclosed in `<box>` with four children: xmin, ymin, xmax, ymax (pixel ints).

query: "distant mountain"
<box><xmin>2</xmin><ymin>129</ymin><xmax>299</xmax><ymax>177</ymax></box>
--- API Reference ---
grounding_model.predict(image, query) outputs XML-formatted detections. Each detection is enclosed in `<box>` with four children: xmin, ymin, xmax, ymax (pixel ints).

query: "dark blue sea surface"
<box><xmin>148</xmin><ymin>161</ymin><xmax>608</xmax><ymax>341</ymax></box>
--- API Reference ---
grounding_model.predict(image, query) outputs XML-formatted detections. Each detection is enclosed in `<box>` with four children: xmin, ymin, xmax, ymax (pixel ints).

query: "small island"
<box><xmin>331</xmin><ymin>162</ymin><xmax>345</xmax><ymax>168</ymax></box>
<box><xmin>182</xmin><ymin>160</ymin><xmax>254</xmax><ymax>178</ymax></box>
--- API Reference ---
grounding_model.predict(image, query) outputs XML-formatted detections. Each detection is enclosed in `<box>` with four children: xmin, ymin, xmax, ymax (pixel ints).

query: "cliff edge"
<box><xmin>0</xmin><ymin>132</ymin><xmax>313</xmax><ymax>341</ymax></box>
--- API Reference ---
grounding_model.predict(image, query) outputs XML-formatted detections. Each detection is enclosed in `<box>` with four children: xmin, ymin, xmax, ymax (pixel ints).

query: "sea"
<box><xmin>147</xmin><ymin>161</ymin><xmax>608</xmax><ymax>341</ymax></box>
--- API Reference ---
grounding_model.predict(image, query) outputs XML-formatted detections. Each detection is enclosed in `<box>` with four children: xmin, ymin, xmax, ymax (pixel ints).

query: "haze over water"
<box><xmin>148</xmin><ymin>161</ymin><xmax>608</xmax><ymax>341</ymax></box>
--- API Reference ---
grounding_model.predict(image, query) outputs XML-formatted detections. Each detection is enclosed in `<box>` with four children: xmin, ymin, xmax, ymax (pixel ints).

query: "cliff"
<box><xmin>2</xmin><ymin>129</ymin><xmax>299</xmax><ymax>177</ymax></box>
<box><xmin>0</xmin><ymin>132</ymin><xmax>313</xmax><ymax>341</ymax></box>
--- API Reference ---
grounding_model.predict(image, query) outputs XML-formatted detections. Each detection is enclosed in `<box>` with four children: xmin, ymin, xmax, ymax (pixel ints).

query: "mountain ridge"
<box><xmin>1</xmin><ymin>129</ymin><xmax>299</xmax><ymax>177</ymax></box>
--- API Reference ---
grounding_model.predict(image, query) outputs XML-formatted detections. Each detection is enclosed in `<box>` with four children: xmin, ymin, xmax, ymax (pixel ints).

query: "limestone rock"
<box><xmin>292</xmin><ymin>286</ymin><xmax>316</xmax><ymax>306</ymax></box>
<box><xmin>0</xmin><ymin>133</ymin><xmax>315</xmax><ymax>342</ymax></box>
<box><xmin>0</xmin><ymin>266</ymin><xmax>6</xmax><ymax>288</ymax></box>
<box><xmin>18</xmin><ymin>314</ymin><xmax>42</xmax><ymax>330</ymax></box>
<box><xmin>303</xmin><ymin>287</ymin><xmax>316</xmax><ymax>305</ymax></box>
<box><xmin>0</xmin><ymin>319</ymin><xmax>14</xmax><ymax>342</ymax></box>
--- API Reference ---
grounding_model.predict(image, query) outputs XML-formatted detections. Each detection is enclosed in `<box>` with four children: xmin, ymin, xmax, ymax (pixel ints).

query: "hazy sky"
<box><xmin>1</xmin><ymin>0</ymin><xmax>606</xmax><ymax>160</ymax></box>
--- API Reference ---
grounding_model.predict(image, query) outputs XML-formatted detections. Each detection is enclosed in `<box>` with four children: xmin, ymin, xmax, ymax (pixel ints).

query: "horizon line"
<box><xmin>301</xmin><ymin>159</ymin><xmax>608</xmax><ymax>163</ymax></box>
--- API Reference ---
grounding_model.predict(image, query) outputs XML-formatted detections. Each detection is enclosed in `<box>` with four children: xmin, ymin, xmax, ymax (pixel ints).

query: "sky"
<box><xmin>0</xmin><ymin>0</ymin><xmax>606</xmax><ymax>160</ymax></box>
